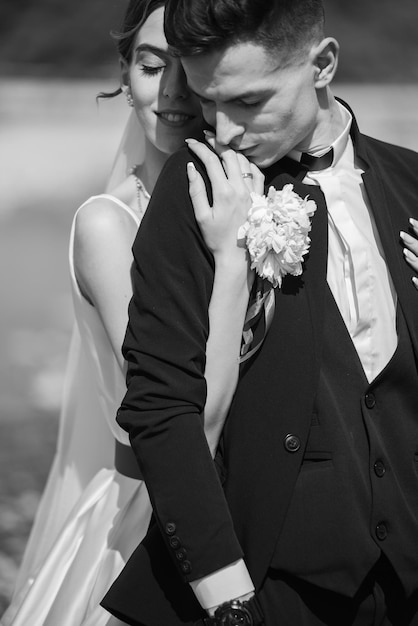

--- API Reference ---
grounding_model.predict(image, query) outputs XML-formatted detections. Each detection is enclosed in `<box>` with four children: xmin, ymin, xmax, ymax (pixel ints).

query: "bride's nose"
<box><xmin>162</xmin><ymin>62</ymin><xmax>189</xmax><ymax>100</ymax></box>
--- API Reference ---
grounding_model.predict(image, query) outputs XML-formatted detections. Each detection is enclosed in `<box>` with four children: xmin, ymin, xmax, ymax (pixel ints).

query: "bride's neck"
<box><xmin>137</xmin><ymin>139</ymin><xmax>171</xmax><ymax>195</ymax></box>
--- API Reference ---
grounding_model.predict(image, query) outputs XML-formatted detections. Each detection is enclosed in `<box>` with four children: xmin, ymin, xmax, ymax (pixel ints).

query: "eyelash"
<box><xmin>199</xmin><ymin>98</ymin><xmax>261</xmax><ymax>109</ymax></box>
<box><xmin>240</xmin><ymin>100</ymin><xmax>261</xmax><ymax>108</ymax></box>
<box><xmin>140</xmin><ymin>65</ymin><xmax>165</xmax><ymax>77</ymax></box>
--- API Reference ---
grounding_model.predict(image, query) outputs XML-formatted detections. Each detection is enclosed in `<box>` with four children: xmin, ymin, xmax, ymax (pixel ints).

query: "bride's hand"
<box><xmin>186</xmin><ymin>134</ymin><xmax>264</xmax><ymax>263</ymax></box>
<box><xmin>401</xmin><ymin>218</ymin><xmax>418</xmax><ymax>290</ymax></box>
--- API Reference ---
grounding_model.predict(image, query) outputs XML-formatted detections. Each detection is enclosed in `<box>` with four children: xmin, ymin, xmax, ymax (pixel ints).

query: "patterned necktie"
<box><xmin>240</xmin><ymin>276</ymin><xmax>275</xmax><ymax>364</ymax></box>
<box><xmin>239</xmin><ymin>150</ymin><xmax>333</xmax><ymax>364</ymax></box>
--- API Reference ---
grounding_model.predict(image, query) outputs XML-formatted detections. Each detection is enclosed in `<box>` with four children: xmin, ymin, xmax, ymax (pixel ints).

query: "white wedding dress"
<box><xmin>1</xmin><ymin>195</ymin><xmax>152</xmax><ymax>626</ymax></box>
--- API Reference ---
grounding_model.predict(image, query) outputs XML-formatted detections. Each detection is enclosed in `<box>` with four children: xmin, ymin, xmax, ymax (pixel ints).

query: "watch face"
<box><xmin>218</xmin><ymin>605</ymin><xmax>253</xmax><ymax>626</ymax></box>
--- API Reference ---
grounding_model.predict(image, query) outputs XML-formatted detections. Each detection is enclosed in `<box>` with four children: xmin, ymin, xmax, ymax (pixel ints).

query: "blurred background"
<box><xmin>1</xmin><ymin>0</ymin><xmax>418</xmax><ymax>613</ymax></box>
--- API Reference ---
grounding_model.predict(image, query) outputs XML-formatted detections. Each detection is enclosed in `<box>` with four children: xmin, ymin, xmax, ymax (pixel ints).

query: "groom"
<box><xmin>103</xmin><ymin>0</ymin><xmax>418</xmax><ymax>624</ymax></box>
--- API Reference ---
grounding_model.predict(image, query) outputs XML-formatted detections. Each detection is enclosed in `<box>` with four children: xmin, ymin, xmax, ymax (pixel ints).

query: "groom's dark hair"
<box><xmin>164</xmin><ymin>0</ymin><xmax>325</xmax><ymax>58</ymax></box>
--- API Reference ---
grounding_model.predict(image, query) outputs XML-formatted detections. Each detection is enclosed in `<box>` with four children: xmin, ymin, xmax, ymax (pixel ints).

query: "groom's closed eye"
<box><xmin>199</xmin><ymin>96</ymin><xmax>215</xmax><ymax>106</ymax></box>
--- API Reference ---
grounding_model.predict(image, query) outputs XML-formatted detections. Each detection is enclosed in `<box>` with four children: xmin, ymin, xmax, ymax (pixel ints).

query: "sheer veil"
<box><xmin>106</xmin><ymin>109</ymin><xmax>146</xmax><ymax>191</ymax></box>
<box><xmin>11</xmin><ymin>109</ymin><xmax>146</xmax><ymax>600</ymax></box>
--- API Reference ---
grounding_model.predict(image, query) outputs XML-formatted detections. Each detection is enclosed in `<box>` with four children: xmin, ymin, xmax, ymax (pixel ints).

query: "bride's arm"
<box><xmin>73</xmin><ymin>142</ymin><xmax>262</xmax><ymax>459</ymax></box>
<box><xmin>186</xmin><ymin>138</ymin><xmax>264</xmax><ymax>456</ymax></box>
<box><xmin>73</xmin><ymin>197</ymin><xmax>138</xmax><ymax>373</ymax></box>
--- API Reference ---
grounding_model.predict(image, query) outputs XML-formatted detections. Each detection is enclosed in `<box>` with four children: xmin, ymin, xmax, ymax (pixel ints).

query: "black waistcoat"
<box><xmin>270</xmin><ymin>286</ymin><xmax>418</xmax><ymax>598</ymax></box>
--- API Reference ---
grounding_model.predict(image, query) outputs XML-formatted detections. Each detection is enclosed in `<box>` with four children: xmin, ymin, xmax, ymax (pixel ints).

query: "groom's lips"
<box><xmin>238</xmin><ymin>145</ymin><xmax>258</xmax><ymax>159</ymax></box>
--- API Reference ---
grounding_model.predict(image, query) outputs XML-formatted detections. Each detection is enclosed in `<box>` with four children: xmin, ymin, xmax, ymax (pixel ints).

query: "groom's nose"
<box><xmin>215</xmin><ymin>110</ymin><xmax>244</xmax><ymax>147</ymax></box>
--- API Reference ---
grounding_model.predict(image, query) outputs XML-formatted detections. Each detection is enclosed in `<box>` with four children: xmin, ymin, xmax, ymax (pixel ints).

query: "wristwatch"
<box><xmin>201</xmin><ymin>595</ymin><xmax>264</xmax><ymax>625</ymax></box>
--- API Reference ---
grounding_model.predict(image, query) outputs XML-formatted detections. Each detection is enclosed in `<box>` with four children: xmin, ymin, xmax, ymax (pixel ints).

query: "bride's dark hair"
<box><xmin>98</xmin><ymin>0</ymin><xmax>166</xmax><ymax>100</ymax></box>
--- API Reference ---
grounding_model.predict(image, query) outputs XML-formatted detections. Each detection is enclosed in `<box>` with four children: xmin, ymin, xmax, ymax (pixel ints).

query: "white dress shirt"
<box><xmin>291</xmin><ymin>102</ymin><xmax>398</xmax><ymax>382</ymax></box>
<box><xmin>191</xmin><ymin>102</ymin><xmax>398</xmax><ymax>612</ymax></box>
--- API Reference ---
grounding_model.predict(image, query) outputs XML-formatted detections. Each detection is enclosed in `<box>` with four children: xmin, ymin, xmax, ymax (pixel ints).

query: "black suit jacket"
<box><xmin>102</xmin><ymin>108</ymin><xmax>418</xmax><ymax>625</ymax></box>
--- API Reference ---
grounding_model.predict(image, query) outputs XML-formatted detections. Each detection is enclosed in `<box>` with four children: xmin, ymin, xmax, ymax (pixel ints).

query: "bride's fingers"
<box><xmin>236</xmin><ymin>153</ymin><xmax>255</xmax><ymax>193</ymax></box>
<box><xmin>236</xmin><ymin>153</ymin><xmax>265</xmax><ymax>195</ymax></box>
<box><xmin>401</xmin><ymin>230</ymin><xmax>418</xmax><ymax>254</ymax></box>
<box><xmin>186</xmin><ymin>139</ymin><xmax>230</xmax><ymax>194</ymax></box>
<box><xmin>406</xmin><ymin>219</ymin><xmax>418</xmax><ymax>287</ymax></box>
<box><xmin>400</xmin><ymin>229</ymin><xmax>418</xmax><ymax>286</ymax></box>
<box><xmin>213</xmin><ymin>145</ymin><xmax>250</xmax><ymax>188</ymax></box>
<box><xmin>204</xmin><ymin>133</ymin><xmax>264</xmax><ymax>195</ymax></box>
<box><xmin>403</xmin><ymin>246</ymin><xmax>418</xmax><ymax>273</ymax></box>
<box><xmin>409</xmin><ymin>217</ymin><xmax>418</xmax><ymax>236</ymax></box>
<box><xmin>187</xmin><ymin>161</ymin><xmax>212</xmax><ymax>224</ymax></box>
<box><xmin>249</xmin><ymin>162</ymin><xmax>265</xmax><ymax>196</ymax></box>
<box><xmin>203</xmin><ymin>133</ymin><xmax>254</xmax><ymax>189</ymax></box>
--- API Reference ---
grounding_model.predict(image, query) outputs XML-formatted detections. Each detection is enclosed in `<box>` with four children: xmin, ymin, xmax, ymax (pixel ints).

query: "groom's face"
<box><xmin>182</xmin><ymin>40</ymin><xmax>321</xmax><ymax>168</ymax></box>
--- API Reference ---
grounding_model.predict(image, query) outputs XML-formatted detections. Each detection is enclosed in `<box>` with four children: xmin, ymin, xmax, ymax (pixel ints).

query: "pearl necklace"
<box><xmin>130</xmin><ymin>165</ymin><xmax>150</xmax><ymax>219</ymax></box>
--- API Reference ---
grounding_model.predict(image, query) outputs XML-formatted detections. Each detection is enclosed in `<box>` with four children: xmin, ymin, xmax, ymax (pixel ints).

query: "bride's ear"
<box><xmin>120</xmin><ymin>56</ymin><xmax>130</xmax><ymax>92</ymax></box>
<box><xmin>119</xmin><ymin>57</ymin><xmax>134</xmax><ymax>106</ymax></box>
<box><xmin>311</xmin><ymin>37</ymin><xmax>339</xmax><ymax>88</ymax></box>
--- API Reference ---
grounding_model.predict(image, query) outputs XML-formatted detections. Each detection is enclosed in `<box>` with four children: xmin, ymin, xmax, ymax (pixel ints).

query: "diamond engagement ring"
<box><xmin>242</xmin><ymin>172</ymin><xmax>254</xmax><ymax>179</ymax></box>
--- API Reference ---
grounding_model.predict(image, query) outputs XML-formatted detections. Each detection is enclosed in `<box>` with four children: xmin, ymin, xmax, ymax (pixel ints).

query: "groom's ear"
<box><xmin>311</xmin><ymin>37</ymin><xmax>339</xmax><ymax>89</ymax></box>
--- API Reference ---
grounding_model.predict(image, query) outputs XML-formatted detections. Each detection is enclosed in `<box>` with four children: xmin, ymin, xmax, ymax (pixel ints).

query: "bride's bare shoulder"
<box><xmin>74</xmin><ymin>192</ymin><xmax>135</xmax><ymax>242</ymax></box>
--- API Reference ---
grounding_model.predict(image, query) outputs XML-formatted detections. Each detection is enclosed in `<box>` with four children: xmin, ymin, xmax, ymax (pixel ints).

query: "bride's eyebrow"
<box><xmin>134</xmin><ymin>44</ymin><xmax>169</xmax><ymax>58</ymax></box>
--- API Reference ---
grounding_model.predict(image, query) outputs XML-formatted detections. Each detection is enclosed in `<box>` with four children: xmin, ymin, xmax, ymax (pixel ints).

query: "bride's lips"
<box><xmin>156</xmin><ymin>110</ymin><xmax>196</xmax><ymax>128</ymax></box>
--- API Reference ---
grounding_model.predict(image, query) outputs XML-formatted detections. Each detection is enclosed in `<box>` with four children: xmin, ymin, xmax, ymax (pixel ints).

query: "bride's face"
<box><xmin>124</xmin><ymin>6</ymin><xmax>203</xmax><ymax>155</ymax></box>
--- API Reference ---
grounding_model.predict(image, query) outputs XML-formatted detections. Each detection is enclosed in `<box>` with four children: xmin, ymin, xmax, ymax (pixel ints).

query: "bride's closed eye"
<box><xmin>140</xmin><ymin>64</ymin><xmax>165</xmax><ymax>77</ymax></box>
<box><xmin>136</xmin><ymin>51</ymin><xmax>166</xmax><ymax>77</ymax></box>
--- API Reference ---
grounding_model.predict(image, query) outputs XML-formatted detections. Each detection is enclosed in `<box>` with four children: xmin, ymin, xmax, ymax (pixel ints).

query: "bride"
<box><xmin>1</xmin><ymin>1</ymin><xmax>262</xmax><ymax>625</ymax></box>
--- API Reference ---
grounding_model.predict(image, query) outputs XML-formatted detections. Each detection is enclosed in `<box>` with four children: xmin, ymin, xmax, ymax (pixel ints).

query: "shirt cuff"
<box><xmin>189</xmin><ymin>559</ymin><xmax>255</xmax><ymax>610</ymax></box>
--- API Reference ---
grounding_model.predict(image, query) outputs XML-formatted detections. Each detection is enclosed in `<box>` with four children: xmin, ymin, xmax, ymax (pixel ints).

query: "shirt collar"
<box><xmin>288</xmin><ymin>101</ymin><xmax>352</xmax><ymax>170</ymax></box>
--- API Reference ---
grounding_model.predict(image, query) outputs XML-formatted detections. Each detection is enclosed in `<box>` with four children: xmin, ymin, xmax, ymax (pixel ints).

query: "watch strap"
<box><xmin>198</xmin><ymin>595</ymin><xmax>264</xmax><ymax>625</ymax></box>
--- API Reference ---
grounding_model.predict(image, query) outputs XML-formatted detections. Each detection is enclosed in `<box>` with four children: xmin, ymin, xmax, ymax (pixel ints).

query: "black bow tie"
<box><xmin>263</xmin><ymin>147</ymin><xmax>334</xmax><ymax>184</ymax></box>
<box><xmin>300</xmin><ymin>147</ymin><xmax>334</xmax><ymax>171</ymax></box>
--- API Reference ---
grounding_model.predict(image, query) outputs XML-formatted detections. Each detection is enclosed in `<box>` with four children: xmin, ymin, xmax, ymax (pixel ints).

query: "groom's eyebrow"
<box><xmin>188</xmin><ymin>86</ymin><xmax>271</xmax><ymax>103</ymax></box>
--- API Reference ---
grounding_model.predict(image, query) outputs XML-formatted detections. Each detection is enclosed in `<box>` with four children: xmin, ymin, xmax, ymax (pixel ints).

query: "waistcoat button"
<box><xmin>365</xmin><ymin>392</ymin><xmax>376</xmax><ymax>409</ymax></box>
<box><xmin>374</xmin><ymin>460</ymin><xmax>386</xmax><ymax>477</ymax></box>
<box><xmin>375</xmin><ymin>523</ymin><xmax>388</xmax><ymax>541</ymax></box>
<box><xmin>284</xmin><ymin>434</ymin><xmax>301</xmax><ymax>453</ymax></box>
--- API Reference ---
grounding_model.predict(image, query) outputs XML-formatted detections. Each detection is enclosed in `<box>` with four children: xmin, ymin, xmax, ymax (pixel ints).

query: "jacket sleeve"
<box><xmin>117</xmin><ymin>147</ymin><xmax>244</xmax><ymax>582</ymax></box>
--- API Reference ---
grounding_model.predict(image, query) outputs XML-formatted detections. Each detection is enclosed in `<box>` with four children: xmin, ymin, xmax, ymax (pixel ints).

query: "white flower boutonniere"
<box><xmin>238</xmin><ymin>184</ymin><xmax>317</xmax><ymax>288</ymax></box>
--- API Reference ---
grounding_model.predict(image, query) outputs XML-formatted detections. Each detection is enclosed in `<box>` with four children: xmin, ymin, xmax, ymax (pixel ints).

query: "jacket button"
<box><xmin>365</xmin><ymin>393</ymin><xmax>376</xmax><ymax>409</ymax></box>
<box><xmin>176</xmin><ymin>548</ymin><xmax>187</xmax><ymax>561</ymax></box>
<box><xmin>374</xmin><ymin>460</ymin><xmax>386</xmax><ymax>477</ymax></box>
<box><xmin>169</xmin><ymin>535</ymin><xmax>181</xmax><ymax>549</ymax></box>
<box><xmin>284</xmin><ymin>434</ymin><xmax>301</xmax><ymax>453</ymax></box>
<box><xmin>181</xmin><ymin>560</ymin><xmax>192</xmax><ymax>574</ymax></box>
<box><xmin>375</xmin><ymin>523</ymin><xmax>388</xmax><ymax>541</ymax></box>
<box><xmin>165</xmin><ymin>522</ymin><xmax>176</xmax><ymax>535</ymax></box>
